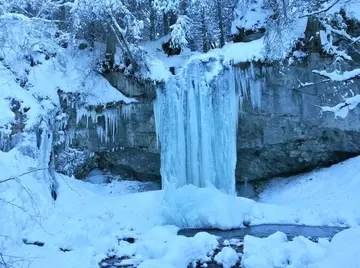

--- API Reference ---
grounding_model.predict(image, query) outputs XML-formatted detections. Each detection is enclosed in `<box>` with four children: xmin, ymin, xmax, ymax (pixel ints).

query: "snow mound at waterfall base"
<box><xmin>161</xmin><ymin>185</ymin><xmax>255</xmax><ymax>229</ymax></box>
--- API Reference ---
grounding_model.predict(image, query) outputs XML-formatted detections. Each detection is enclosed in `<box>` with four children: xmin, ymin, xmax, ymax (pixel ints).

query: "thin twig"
<box><xmin>0</xmin><ymin>178</ymin><xmax>15</xmax><ymax>184</ymax></box>
<box><xmin>0</xmin><ymin>168</ymin><xmax>48</xmax><ymax>184</ymax></box>
<box><xmin>57</xmin><ymin>173</ymin><xmax>82</xmax><ymax>196</ymax></box>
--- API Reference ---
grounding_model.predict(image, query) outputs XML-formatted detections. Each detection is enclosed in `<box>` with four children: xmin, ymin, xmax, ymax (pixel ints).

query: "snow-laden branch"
<box><xmin>296</xmin><ymin>78</ymin><xmax>331</xmax><ymax>89</ymax></box>
<box><xmin>299</xmin><ymin>0</ymin><xmax>351</xmax><ymax>18</ymax></box>
<box><xmin>321</xmin><ymin>21</ymin><xmax>360</xmax><ymax>43</ymax></box>
<box><xmin>109</xmin><ymin>24</ymin><xmax>138</xmax><ymax>70</ymax></box>
<box><xmin>0</xmin><ymin>13</ymin><xmax>62</xmax><ymax>23</ymax></box>
<box><xmin>109</xmin><ymin>10</ymin><xmax>127</xmax><ymax>37</ymax></box>
<box><xmin>321</xmin><ymin>94</ymin><xmax>360</xmax><ymax>118</ymax></box>
<box><xmin>319</xmin><ymin>27</ymin><xmax>352</xmax><ymax>60</ymax></box>
<box><xmin>313</xmin><ymin>69</ymin><xmax>360</xmax><ymax>81</ymax></box>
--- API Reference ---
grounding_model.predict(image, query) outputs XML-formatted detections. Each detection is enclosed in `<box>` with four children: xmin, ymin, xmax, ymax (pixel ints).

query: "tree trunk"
<box><xmin>163</xmin><ymin>12</ymin><xmax>170</xmax><ymax>35</ymax></box>
<box><xmin>216</xmin><ymin>0</ymin><xmax>225</xmax><ymax>47</ymax></box>
<box><xmin>201</xmin><ymin>9</ymin><xmax>210</xmax><ymax>52</ymax></box>
<box><xmin>149</xmin><ymin>0</ymin><xmax>156</xmax><ymax>40</ymax></box>
<box><xmin>105</xmin><ymin>28</ymin><xmax>117</xmax><ymax>70</ymax></box>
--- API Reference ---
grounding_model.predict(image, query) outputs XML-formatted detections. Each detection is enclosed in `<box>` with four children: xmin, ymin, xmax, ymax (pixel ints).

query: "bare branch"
<box><xmin>0</xmin><ymin>178</ymin><xmax>15</xmax><ymax>184</ymax></box>
<box><xmin>109</xmin><ymin>24</ymin><xmax>139</xmax><ymax>70</ymax></box>
<box><xmin>0</xmin><ymin>168</ymin><xmax>48</xmax><ymax>184</ymax></box>
<box><xmin>57</xmin><ymin>173</ymin><xmax>82</xmax><ymax>196</ymax></box>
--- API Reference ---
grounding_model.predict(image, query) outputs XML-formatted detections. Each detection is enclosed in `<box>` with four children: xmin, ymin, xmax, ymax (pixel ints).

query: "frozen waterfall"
<box><xmin>154</xmin><ymin>62</ymin><xmax>263</xmax><ymax>194</ymax></box>
<box><xmin>154</xmin><ymin>60</ymin><xmax>262</xmax><ymax>194</ymax></box>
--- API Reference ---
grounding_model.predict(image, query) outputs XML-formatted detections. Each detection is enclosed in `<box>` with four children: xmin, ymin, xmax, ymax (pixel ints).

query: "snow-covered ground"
<box><xmin>2</xmin><ymin>145</ymin><xmax>360</xmax><ymax>267</ymax></box>
<box><xmin>242</xmin><ymin>227</ymin><xmax>360</xmax><ymax>268</ymax></box>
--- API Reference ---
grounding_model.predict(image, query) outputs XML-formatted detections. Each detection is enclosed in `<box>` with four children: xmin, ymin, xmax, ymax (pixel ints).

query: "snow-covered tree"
<box><xmin>170</xmin><ymin>15</ymin><xmax>191</xmax><ymax>49</ymax></box>
<box><xmin>185</xmin><ymin>0</ymin><xmax>233</xmax><ymax>52</ymax></box>
<box><xmin>153</xmin><ymin>0</ymin><xmax>180</xmax><ymax>14</ymax></box>
<box><xmin>153</xmin><ymin>0</ymin><xmax>180</xmax><ymax>35</ymax></box>
<box><xmin>70</xmin><ymin>0</ymin><xmax>145</xmax><ymax>69</ymax></box>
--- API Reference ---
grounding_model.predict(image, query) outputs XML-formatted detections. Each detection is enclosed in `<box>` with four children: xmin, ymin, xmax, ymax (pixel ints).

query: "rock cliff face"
<box><xmin>56</xmin><ymin>54</ymin><xmax>360</xmax><ymax>183</ymax></box>
<box><xmin>54</xmin><ymin>76</ymin><xmax>160</xmax><ymax>181</ymax></box>
<box><xmin>55</xmin><ymin>14</ymin><xmax>360</xmax><ymax>183</ymax></box>
<box><xmin>236</xmin><ymin>59</ymin><xmax>360</xmax><ymax>181</ymax></box>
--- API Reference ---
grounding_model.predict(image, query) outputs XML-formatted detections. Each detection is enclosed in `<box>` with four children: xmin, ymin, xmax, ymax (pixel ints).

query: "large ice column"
<box><xmin>154</xmin><ymin>61</ymin><xmax>242</xmax><ymax>195</ymax></box>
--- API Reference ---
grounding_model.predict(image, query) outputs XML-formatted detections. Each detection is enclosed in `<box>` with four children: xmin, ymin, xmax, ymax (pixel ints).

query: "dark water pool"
<box><xmin>178</xmin><ymin>224</ymin><xmax>346</xmax><ymax>240</ymax></box>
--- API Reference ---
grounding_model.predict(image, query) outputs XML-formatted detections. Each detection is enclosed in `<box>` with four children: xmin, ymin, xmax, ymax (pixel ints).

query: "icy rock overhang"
<box><xmin>55</xmin><ymin>85</ymin><xmax>159</xmax><ymax>180</ymax></box>
<box><xmin>58</xmin><ymin>90</ymin><xmax>137</xmax><ymax>148</ymax></box>
<box><xmin>102</xmin><ymin>69</ymin><xmax>162</xmax><ymax>99</ymax></box>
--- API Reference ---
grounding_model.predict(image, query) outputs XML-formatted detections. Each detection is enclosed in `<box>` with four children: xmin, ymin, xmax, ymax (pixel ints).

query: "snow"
<box><xmin>1</xmin><ymin>159</ymin><xmax>164</xmax><ymax>267</ymax></box>
<box><xmin>313</xmin><ymin>69</ymin><xmax>360</xmax><ymax>82</ymax></box>
<box><xmin>222</xmin><ymin>39</ymin><xmax>266</xmax><ymax>64</ymax></box>
<box><xmin>344</xmin><ymin>1</ymin><xmax>360</xmax><ymax>20</ymax></box>
<box><xmin>231</xmin><ymin>0</ymin><xmax>269</xmax><ymax>34</ymax></box>
<box><xmin>242</xmin><ymin>228</ymin><xmax>360</xmax><ymax>268</ymax></box>
<box><xmin>0</xmin><ymin>64</ymin><xmax>43</xmax><ymax>132</ymax></box>
<box><xmin>242</xmin><ymin>231</ymin><xmax>328</xmax><ymax>268</ymax></box>
<box><xmin>190</xmin><ymin>38</ymin><xmax>266</xmax><ymax>66</ymax></box>
<box><xmin>140</xmin><ymin>35</ymin><xmax>198</xmax><ymax>82</ymax></box>
<box><xmin>2</xmin><ymin>6</ymin><xmax>360</xmax><ymax>268</ymax></box>
<box><xmin>258</xmin><ymin>156</ymin><xmax>360</xmax><ymax>227</ymax></box>
<box><xmin>0</xmin><ymin>17</ymin><xmax>134</xmax><ymax>139</ymax></box>
<box><xmin>54</xmin><ymin>47</ymin><xmax>136</xmax><ymax>106</ymax></box>
<box><xmin>320</xmin><ymin>94</ymin><xmax>360</xmax><ymax>119</ymax></box>
<box><xmin>0</xmin><ymin>98</ymin><xmax>15</xmax><ymax>129</ymax></box>
<box><xmin>86</xmin><ymin>168</ymin><xmax>108</xmax><ymax>184</ymax></box>
<box><xmin>2</xmin><ymin>143</ymin><xmax>360</xmax><ymax>268</ymax></box>
<box><xmin>161</xmin><ymin>185</ymin><xmax>255</xmax><ymax>229</ymax></box>
<box><xmin>214</xmin><ymin>247</ymin><xmax>239</xmax><ymax>268</ymax></box>
<box><xmin>328</xmin><ymin>0</ymin><xmax>360</xmax><ymax>21</ymax></box>
<box><xmin>22</xmin><ymin>45</ymin><xmax>136</xmax><ymax>107</ymax></box>
<box><xmin>312</xmin><ymin>228</ymin><xmax>360</xmax><ymax>268</ymax></box>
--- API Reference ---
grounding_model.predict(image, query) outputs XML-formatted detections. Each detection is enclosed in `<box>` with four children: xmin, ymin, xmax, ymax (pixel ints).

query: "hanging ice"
<box><xmin>154</xmin><ymin>60</ymin><xmax>264</xmax><ymax>194</ymax></box>
<box><xmin>155</xmin><ymin>61</ymin><xmax>239</xmax><ymax>194</ymax></box>
<box><xmin>68</xmin><ymin>104</ymin><xmax>134</xmax><ymax>145</ymax></box>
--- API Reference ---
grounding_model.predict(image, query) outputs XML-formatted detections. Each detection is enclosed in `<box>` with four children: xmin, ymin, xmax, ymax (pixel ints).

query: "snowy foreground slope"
<box><xmin>1</xmin><ymin>147</ymin><xmax>360</xmax><ymax>268</ymax></box>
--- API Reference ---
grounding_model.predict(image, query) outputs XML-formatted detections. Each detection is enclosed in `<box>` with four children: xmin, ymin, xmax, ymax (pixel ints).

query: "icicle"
<box><xmin>97</xmin><ymin>125</ymin><xmax>105</xmax><ymax>143</ymax></box>
<box><xmin>121</xmin><ymin>104</ymin><xmax>133</xmax><ymax>121</ymax></box>
<box><xmin>65</xmin><ymin>128</ymin><xmax>75</xmax><ymax>147</ymax></box>
<box><xmin>71</xmin><ymin>104</ymin><xmax>130</xmax><ymax>146</ymax></box>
